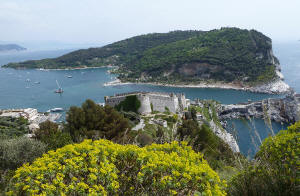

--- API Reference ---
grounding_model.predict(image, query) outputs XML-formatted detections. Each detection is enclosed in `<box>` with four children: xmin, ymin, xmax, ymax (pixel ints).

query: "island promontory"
<box><xmin>0</xmin><ymin>44</ymin><xmax>26</xmax><ymax>52</ymax></box>
<box><xmin>3</xmin><ymin>28</ymin><xmax>290</xmax><ymax>94</ymax></box>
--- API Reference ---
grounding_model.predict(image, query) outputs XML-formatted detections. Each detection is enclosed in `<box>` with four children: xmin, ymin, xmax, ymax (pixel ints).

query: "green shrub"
<box><xmin>136</xmin><ymin>132</ymin><xmax>153</xmax><ymax>146</ymax></box>
<box><xmin>0</xmin><ymin>137</ymin><xmax>47</xmax><ymax>193</ymax></box>
<box><xmin>115</xmin><ymin>95</ymin><xmax>141</xmax><ymax>113</ymax></box>
<box><xmin>0</xmin><ymin>117</ymin><xmax>29</xmax><ymax>138</ymax></box>
<box><xmin>177</xmin><ymin>120</ymin><xmax>236</xmax><ymax>169</ymax></box>
<box><xmin>7</xmin><ymin>140</ymin><xmax>226</xmax><ymax>195</ymax></box>
<box><xmin>65</xmin><ymin>99</ymin><xmax>131</xmax><ymax>143</ymax></box>
<box><xmin>119</xmin><ymin>111</ymin><xmax>140</xmax><ymax>125</ymax></box>
<box><xmin>0</xmin><ymin>137</ymin><xmax>47</xmax><ymax>171</ymax></box>
<box><xmin>0</xmin><ymin>169</ymin><xmax>14</xmax><ymax>194</ymax></box>
<box><xmin>35</xmin><ymin>121</ymin><xmax>73</xmax><ymax>150</ymax></box>
<box><xmin>228</xmin><ymin>122</ymin><xmax>300</xmax><ymax>196</ymax></box>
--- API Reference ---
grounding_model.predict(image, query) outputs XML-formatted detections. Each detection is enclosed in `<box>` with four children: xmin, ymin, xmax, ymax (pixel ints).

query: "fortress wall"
<box><xmin>105</xmin><ymin>92</ymin><xmax>185</xmax><ymax>114</ymax></box>
<box><xmin>149</xmin><ymin>94</ymin><xmax>178</xmax><ymax>113</ymax></box>
<box><xmin>105</xmin><ymin>96</ymin><xmax>126</xmax><ymax>107</ymax></box>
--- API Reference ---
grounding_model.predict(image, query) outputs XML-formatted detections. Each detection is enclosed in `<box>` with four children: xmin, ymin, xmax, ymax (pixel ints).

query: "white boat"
<box><xmin>55</xmin><ymin>80</ymin><xmax>63</xmax><ymax>93</ymax></box>
<box><xmin>67</xmin><ymin>75</ymin><xmax>72</xmax><ymax>78</ymax></box>
<box><xmin>47</xmin><ymin>108</ymin><xmax>64</xmax><ymax>112</ymax></box>
<box><xmin>34</xmin><ymin>81</ymin><xmax>40</xmax><ymax>84</ymax></box>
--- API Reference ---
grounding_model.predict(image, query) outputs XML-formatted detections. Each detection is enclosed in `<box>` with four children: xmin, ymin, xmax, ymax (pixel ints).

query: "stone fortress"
<box><xmin>104</xmin><ymin>91</ymin><xmax>190</xmax><ymax>114</ymax></box>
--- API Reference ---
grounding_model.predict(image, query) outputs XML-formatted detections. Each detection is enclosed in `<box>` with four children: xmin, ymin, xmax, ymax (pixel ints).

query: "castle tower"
<box><xmin>138</xmin><ymin>94</ymin><xmax>151</xmax><ymax>114</ymax></box>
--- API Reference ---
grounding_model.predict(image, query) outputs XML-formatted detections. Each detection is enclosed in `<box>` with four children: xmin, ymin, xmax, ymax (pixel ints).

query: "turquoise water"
<box><xmin>274</xmin><ymin>42</ymin><xmax>300</xmax><ymax>92</ymax></box>
<box><xmin>226</xmin><ymin>119</ymin><xmax>288</xmax><ymax>158</ymax></box>
<box><xmin>0</xmin><ymin>67</ymin><xmax>283</xmax><ymax>112</ymax></box>
<box><xmin>0</xmin><ymin>42</ymin><xmax>299</xmax><ymax>156</ymax></box>
<box><xmin>0</xmin><ymin>49</ymin><xmax>76</xmax><ymax>66</ymax></box>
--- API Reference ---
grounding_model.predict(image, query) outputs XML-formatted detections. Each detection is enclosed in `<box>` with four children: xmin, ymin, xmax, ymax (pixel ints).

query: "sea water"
<box><xmin>0</xmin><ymin>42</ymin><xmax>299</xmax><ymax>156</ymax></box>
<box><xmin>0</xmin><ymin>67</ymin><xmax>283</xmax><ymax>111</ymax></box>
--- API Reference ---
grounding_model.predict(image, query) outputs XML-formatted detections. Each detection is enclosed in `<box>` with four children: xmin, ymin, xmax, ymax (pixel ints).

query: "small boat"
<box><xmin>55</xmin><ymin>88</ymin><xmax>63</xmax><ymax>93</ymax></box>
<box><xmin>47</xmin><ymin>108</ymin><xmax>64</xmax><ymax>112</ymax></box>
<box><xmin>34</xmin><ymin>81</ymin><xmax>40</xmax><ymax>84</ymax></box>
<box><xmin>55</xmin><ymin>80</ymin><xmax>63</xmax><ymax>93</ymax></box>
<box><xmin>98</xmin><ymin>103</ymin><xmax>105</xmax><ymax>107</ymax></box>
<box><xmin>67</xmin><ymin>75</ymin><xmax>72</xmax><ymax>78</ymax></box>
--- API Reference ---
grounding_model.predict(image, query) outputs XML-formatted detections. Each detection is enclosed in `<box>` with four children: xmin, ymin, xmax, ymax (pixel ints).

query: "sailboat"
<box><xmin>55</xmin><ymin>80</ymin><xmax>63</xmax><ymax>93</ymax></box>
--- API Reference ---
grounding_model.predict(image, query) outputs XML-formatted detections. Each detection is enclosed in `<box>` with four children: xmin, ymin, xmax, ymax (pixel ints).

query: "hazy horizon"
<box><xmin>1</xmin><ymin>0</ymin><xmax>300</xmax><ymax>49</ymax></box>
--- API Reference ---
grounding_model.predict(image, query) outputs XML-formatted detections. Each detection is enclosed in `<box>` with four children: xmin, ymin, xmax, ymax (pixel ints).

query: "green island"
<box><xmin>3</xmin><ymin>28</ymin><xmax>280</xmax><ymax>85</ymax></box>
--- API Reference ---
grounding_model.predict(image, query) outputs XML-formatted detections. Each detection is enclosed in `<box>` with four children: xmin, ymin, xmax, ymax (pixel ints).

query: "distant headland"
<box><xmin>0</xmin><ymin>44</ymin><xmax>26</xmax><ymax>52</ymax></box>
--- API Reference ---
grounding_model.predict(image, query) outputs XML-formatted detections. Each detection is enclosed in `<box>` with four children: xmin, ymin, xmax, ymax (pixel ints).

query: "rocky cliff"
<box><xmin>219</xmin><ymin>93</ymin><xmax>300</xmax><ymax>123</ymax></box>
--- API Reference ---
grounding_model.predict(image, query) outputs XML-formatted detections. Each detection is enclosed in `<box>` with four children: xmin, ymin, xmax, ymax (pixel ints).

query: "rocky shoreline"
<box><xmin>104</xmin><ymin>78</ymin><xmax>291</xmax><ymax>95</ymax></box>
<box><xmin>219</xmin><ymin>93</ymin><xmax>300</xmax><ymax>123</ymax></box>
<box><xmin>35</xmin><ymin>65</ymin><xmax>117</xmax><ymax>71</ymax></box>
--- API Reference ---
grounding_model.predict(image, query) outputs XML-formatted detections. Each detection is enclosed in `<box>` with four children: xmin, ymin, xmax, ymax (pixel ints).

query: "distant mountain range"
<box><xmin>0</xmin><ymin>44</ymin><xmax>26</xmax><ymax>52</ymax></box>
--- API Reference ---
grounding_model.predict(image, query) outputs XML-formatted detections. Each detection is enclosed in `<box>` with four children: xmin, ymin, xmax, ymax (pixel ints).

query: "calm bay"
<box><xmin>0</xmin><ymin>41</ymin><xmax>299</xmax><ymax>156</ymax></box>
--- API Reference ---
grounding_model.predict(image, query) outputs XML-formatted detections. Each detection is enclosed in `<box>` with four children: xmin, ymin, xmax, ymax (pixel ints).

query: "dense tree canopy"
<box><xmin>34</xmin><ymin>121</ymin><xmax>73</xmax><ymax>150</ymax></box>
<box><xmin>64</xmin><ymin>99</ymin><xmax>131</xmax><ymax>142</ymax></box>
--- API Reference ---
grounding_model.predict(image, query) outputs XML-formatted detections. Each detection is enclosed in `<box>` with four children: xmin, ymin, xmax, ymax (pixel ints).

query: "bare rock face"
<box><xmin>253</xmin><ymin>79</ymin><xmax>291</xmax><ymax>94</ymax></box>
<box><xmin>251</xmin><ymin>46</ymin><xmax>291</xmax><ymax>94</ymax></box>
<box><xmin>209</xmin><ymin>120</ymin><xmax>240</xmax><ymax>153</ymax></box>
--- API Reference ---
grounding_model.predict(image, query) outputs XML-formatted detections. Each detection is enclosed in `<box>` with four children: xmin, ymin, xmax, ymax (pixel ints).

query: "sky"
<box><xmin>1</xmin><ymin>0</ymin><xmax>300</xmax><ymax>48</ymax></box>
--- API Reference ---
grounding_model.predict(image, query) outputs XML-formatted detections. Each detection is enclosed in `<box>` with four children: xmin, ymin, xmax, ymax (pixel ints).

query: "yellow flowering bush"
<box><xmin>7</xmin><ymin>140</ymin><xmax>226</xmax><ymax>195</ymax></box>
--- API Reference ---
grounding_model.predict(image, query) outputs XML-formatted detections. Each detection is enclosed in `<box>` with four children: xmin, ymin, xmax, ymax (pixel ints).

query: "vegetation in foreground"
<box><xmin>6</xmin><ymin>140</ymin><xmax>226</xmax><ymax>195</ymax></box>
<box><xmin>0</xmin><ymin>99</ymin><xmax>299</xmax><ymax>195</ymax></box>
<box><xmin>228</xmin><ymin>122</ymin><xmax>300</xmax><ymax>196</ymax></box>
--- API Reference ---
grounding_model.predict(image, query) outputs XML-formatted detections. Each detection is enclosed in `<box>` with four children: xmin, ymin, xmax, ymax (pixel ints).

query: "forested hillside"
<box><xmin>119</xmin><ymin>28</ymin><xmax>278</xmax><ymax>84</ymax></box>
<box><xmin>4</xmin><ymin>28</ymin><xmax>279</xmax><ymax>84</ymax></box>
<box><xmin>4</xmin><ymin>30</ymin><xmax>203</xmax><ymax>69</ymax></box>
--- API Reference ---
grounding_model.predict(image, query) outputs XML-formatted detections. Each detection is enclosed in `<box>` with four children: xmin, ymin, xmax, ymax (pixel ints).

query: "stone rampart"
<box><xmin>105</xmin><ymin>92</ymin><xmax>188</xmax><ymax>114</ymax></box>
